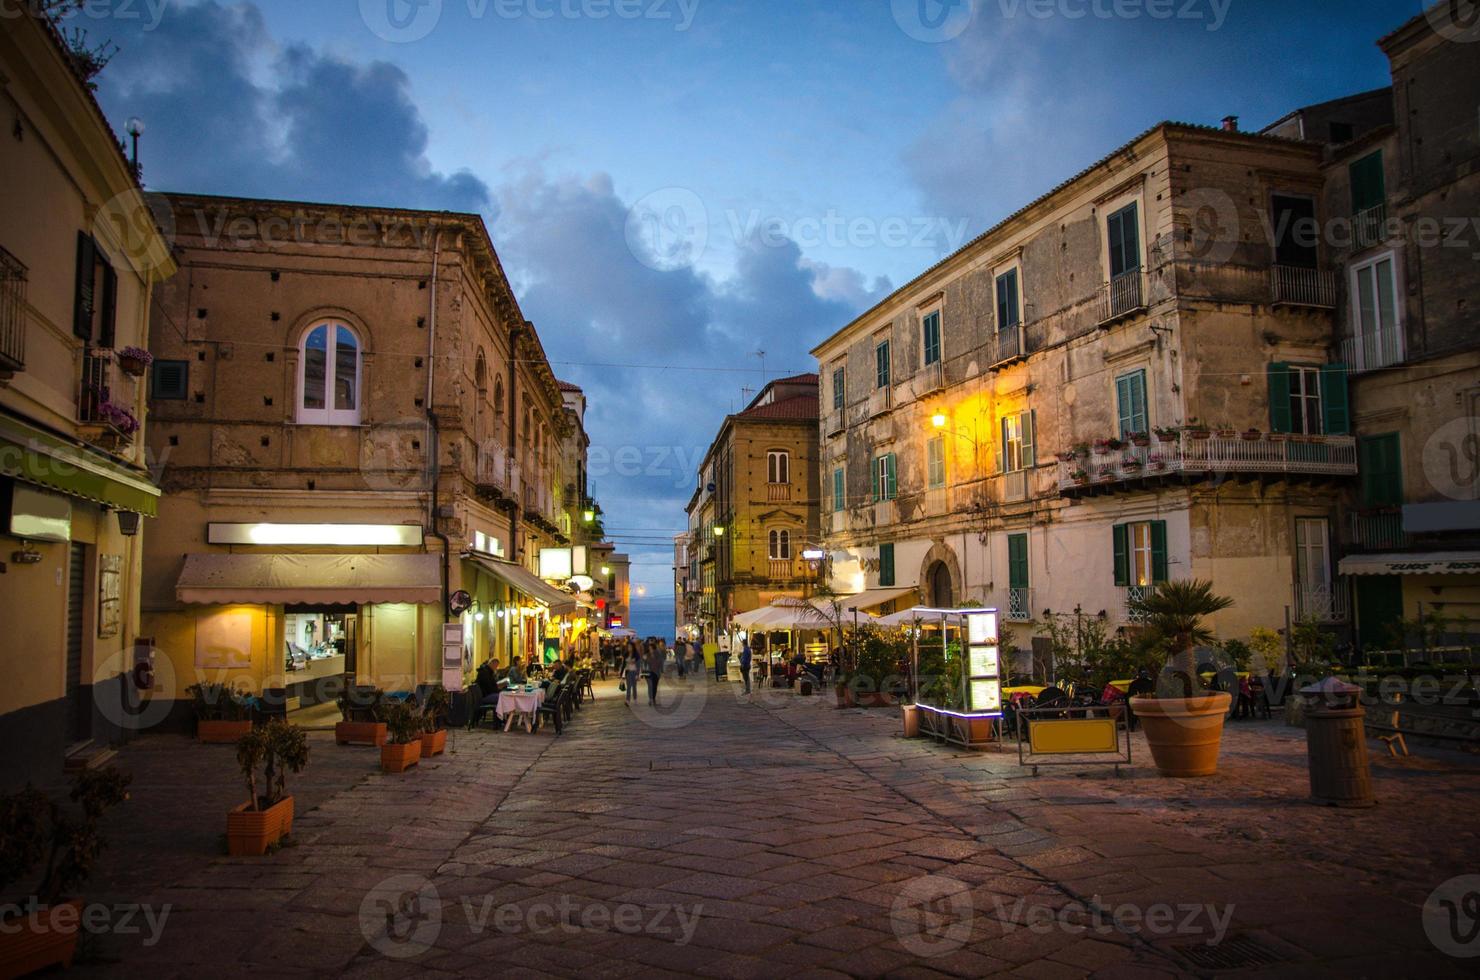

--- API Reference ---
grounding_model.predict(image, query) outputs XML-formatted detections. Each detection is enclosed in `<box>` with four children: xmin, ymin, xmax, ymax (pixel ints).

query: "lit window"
<box><xmin>297</xmin><ymin>322</ymin><xmax>361</xmax><ymax>425</ymax></box>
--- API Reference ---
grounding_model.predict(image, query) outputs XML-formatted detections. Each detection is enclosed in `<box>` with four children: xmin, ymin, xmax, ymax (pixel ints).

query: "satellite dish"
<box><xmin>448</xmin><ymin>590</ymin><xmax>473</xmax><ymax>615</ymax></box>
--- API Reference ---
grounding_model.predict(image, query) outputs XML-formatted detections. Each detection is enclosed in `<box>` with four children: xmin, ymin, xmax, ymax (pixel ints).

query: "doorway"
<box><xmin>65</xmin><ymin>542</ymin><xmax>88</xmax><ymax>743</ymax></box>
<box><xmin>927</xmin><ymin>561</ymin><xmax>953</xmax><ymax>608</ymax></box>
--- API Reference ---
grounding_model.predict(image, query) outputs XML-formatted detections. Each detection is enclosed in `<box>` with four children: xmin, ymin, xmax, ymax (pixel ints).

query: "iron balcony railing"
<box><xmin>1341</xmin><ymin>329</ymin><xmax>1404</xmax><ymax>375</ymax></box>
<box><xmin>867</xmin><ymin>386</ymin><xmax>892</xmax><ymax>418</ymax></box>
<box><xmin>1058</xmin><ymin>431</ymin><xmax>1358</xmax><ymax>493</ymax></box>
<box><xmin>1098</xmin><ymin>267</ymin><xmax>1146</xmax><ymax>325</ymax></box>
<box><xmin>1353</xmin><ymin>203</ymin><xmax>1388</xmax><ymax>250</ymax></box>
<box><xmin>78</xmin><ymin>348</ymin><xmax>114</xmax><ymax>425</ymax></box>
<box><xmin>1123</xmin><ymin>585</ymin><xmax>1151</xmax><ymax>625</ymax></box>
<box><xmin>1295</xmin><ymin>583</ymin><xmax>1349</xmax><ymax>623</ymax></box>
<box><xmin>0</xmin><ymin>247</ymin><xmax>26</xmax><ymax>372</ymax></box>
<box><xmin>1349</xmin><ymin>510</ymin><xmax>1410</xmax><ymax>551</ymax></box>
<box><xmin>1007</xmin><ymin>587</ymin><xmax>1032</xmax><ymax>622</ymax></box>
<box><xmin>991</xmin><ymin>323</ymin><xmax>1024</xmax><ymax>366</ymax></box>
<box><xmin>475</xmin><ymin>442</ymin><xmax>514</xmax><ymax>494</ymax></box>
<box><xmin>1271</xmin><ymin>265</ymin><xmax>1338</xmax><ymax>308</ymax></box>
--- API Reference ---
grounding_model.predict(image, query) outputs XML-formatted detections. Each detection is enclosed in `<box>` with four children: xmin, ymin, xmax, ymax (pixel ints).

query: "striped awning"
<box><xmin>1337</xmin><ymin>552</ymin><xmax>1480</xmax><ymax>576</ymax></box>
<box><xmin>0</xmin><ymin>413</ymin><xmax>160</xmax><ymax>516</ymax></box>
<box><xmin>464</xmin><ymin>553</ymin><xmax>578</xmax><ymax>615</ymax></box>
<box><xmin>177</xmin><ymin>553</ymin><xmax>441</xmax><ymax>604</ymax></box>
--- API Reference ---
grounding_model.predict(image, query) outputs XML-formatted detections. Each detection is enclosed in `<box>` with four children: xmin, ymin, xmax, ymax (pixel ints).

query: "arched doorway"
<box><xmin>927</xmin><ymin>561</ymin><xmax>953</xmax><ymax>607</ymax></box>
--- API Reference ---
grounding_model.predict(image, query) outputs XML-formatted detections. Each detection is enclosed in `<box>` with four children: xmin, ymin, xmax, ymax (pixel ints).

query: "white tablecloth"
<box><xmin>498</xmin><ymin>689</ymin><xmax>544</xmax><ymax>716</ymax></box>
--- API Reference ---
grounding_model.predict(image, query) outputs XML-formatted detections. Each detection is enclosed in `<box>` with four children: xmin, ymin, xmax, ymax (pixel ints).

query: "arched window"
<box><xmin>767</xmin><ymin>450</ymin><xmax>790</xmax><ymax>485</ymax></box>
<box><xmin>297</xmin><ymin>321</ymin><xmax>361</xmax><ymax>425</ymax></box>
<box><xmin>768</xmin><ymin>529</ymin><xmax>791</xmax><ymax>560</ymax></box>
<box><xmin>493</xmin><ymin>375</ymin><xmax>505</xmax><ymax>423</ymax></box>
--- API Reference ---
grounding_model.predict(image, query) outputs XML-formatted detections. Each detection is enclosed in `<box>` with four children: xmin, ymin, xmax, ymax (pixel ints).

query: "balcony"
<box><xmin>1271</xmin><ymin>266</ymin><xmax>1337</xmax><ymax>308</ymax></box>
<box><xmin>867</xmin><ymin>386</ymin><xmax>892</xmax><ymax>418</ymax></box>
<box><xmin>1295</xmin><ymin>582</ymin><xmax>1349</xmax><ymax>623</ymax></box>
<box><xmin>768</xmin><ymin>558</ymin><xmax>796</xmax><ymax>581</ymax></box>
<box><xmin>475</xmin><ymin>443</ymin><xmax>514</xmax><ymax>498</ymax></box>
<box><xmin>1122</xmin><ymin>585</ymin><xmax>1151</xmax><ymax>625</ymax></box>
<box><xmin>1341</xmin><ymin>329</ymin><xmax>1404</xmax><ymax>375</ymax></box>
<box><xmin>1001</xmin><ymin>469</ymin><xmax>1028</xmax><ymax>503</ymax></box>
<box><xmin>1007</xmin><ymin>587</ymin><xmax>1032</xmax><ymax>622</ymax></box>
<box><xmin>1057</xmin><ymin>431</ymin><xmax>1357</xmax><ymax>496</ymax></box>
<box><xmin>0</xmin><ymin>247</ymin><xmax>26</xmax><ymax>376</ymax></box>
<box><xmin>916</xmin><ymin>360</ymin><xmax>944</xmax><ymax>396</ymax></box>
<box><xmin>1097</xmin><ymin>268</ymin><xmax>1146</xmax><ymax>326</ymax></box>
<box><xmin>823</xmin><ymin>409</ymin><xmax>844</xmax><ymax>437</ymax></box>
<box><xmin>1348</xmin><ymin>509</ymin><xmax>1410</xmax><ymax>551</ymax></box>
<box><xmin>990</xmin><ymin>324</ymin><xmax>1024</xmax><ymax>368</ymax></box>
<box><xmin>766</xmin><ymin>482</ymin><xmax>792</xmax><ymax>502</ymax></box>
<box><xmin>1353</xmin><ymin>203</ymin><xmax>1388</xmax><ymax>250</ymax></box>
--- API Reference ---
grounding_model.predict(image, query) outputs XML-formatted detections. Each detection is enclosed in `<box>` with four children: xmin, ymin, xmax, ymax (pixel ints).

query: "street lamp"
<box><xmin>713</xmin><ymin>526</ymin><xmax>726</xmax><ymax>537</ymax></box>
<box><xmin>582</xmin><ymin>509</ymin><xmax>595</xmax><ymax>523</ymax></box>
<box><xmin>931</xmin><ymin>413</ymin><xmax>947</xmax><ymax>429</ymax></box>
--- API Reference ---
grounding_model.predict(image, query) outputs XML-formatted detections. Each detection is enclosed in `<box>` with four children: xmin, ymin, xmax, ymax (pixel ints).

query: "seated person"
<box><xmin>506</xmin><ymin>657</ymin><xmax>528</xmax><ymax>687</ymax></box>
<box><xmin>550</xmin><ymin>658</ymin><xmax>571</xmax><ymax>682</ymax></box>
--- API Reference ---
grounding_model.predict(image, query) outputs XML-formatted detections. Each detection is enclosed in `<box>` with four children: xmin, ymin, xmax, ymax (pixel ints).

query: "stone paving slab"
<box><xmin>48</xmin><ymin>675</ymin><xmax>1480</xmax><ymax>977</ymax></box>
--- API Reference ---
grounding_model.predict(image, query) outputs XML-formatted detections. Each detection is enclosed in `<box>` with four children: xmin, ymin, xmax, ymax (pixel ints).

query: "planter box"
<box><xmin>198</xmin><ymin>719</ymin><xmax>253</xmax><ymax>743</ymax></box>
<box><xmin>1130</xmin><ymin>694</ymin><xmax>1231</xmax><ymax>776</ymax></box>
<box><xmin>335</xmin><ymin>721</ymin><xmax>387</xmax><ymax>746</ymax></box>
<box><xmin>227</xmin><ymin>796</ymin><xmax>294</xmax><ymax>856</ymax></box>
<box><xmin>0</xmin><ymin>900</ymin><xmax>82</xmax><ymax>978</ymax></box>
<box><xmin>420</xmin><ymin>729</ymin><xmax>447</xmax><ymax>758</ymax></box>
<box><xmin>381</xmin><ymin>741</ymin><xmax>421</xmax><ymax>773</ymax></box>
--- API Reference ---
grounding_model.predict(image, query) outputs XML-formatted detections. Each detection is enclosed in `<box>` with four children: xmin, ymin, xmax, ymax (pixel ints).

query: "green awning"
<box><xmin>0</xmin><ymin>414</ymin><xmax>161</xmax><ymax>517</ymax></box>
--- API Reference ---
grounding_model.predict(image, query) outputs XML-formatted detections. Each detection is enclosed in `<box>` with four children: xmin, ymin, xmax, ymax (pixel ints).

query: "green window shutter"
<box><xmin>879</xmin><ymin>544</ymin><xmax>895</xmax><ymax>587</ymax></box>
<box><xmin>1359</xmin><ymin>434</ymin><xmax>1402</xmax><ymax>506</ymax></box>
<box><xmin>1320</xmin><ymin>363</ymin><xmax>1350</xmax><ymax>435</ymax></box>
<box><xmin>99</xmin><ymin>263</ymin><xmax>118</xmax><ymax>348</ymax></box>
<box><xmin>998</xmin><ymin>416</ymin><xmax>1008</xmax><ymax>472</ymax></box>
<box><xmin>871</xmin><ymin>457</ymin><xmax>880</xmax><ymax>502</ymax></box>
<box><xmin>1349</xmin><ymin>150</ymin><xmax>1384</xmax><ymax>213</ymax></box>
<box><xmin>1023</xmin><ymin>411</ymin><xmax>1036</xmax><ymax>468</ymax></box>
<box><xmin>833</xmin><ymin>467</ymin><xmax>844</xmax><ymax>512</ymax></box>
<box><xmin>1112</xmin><ymin>524</ymin><xmax>1129</xmax><ymax>587</ymax></box>
<box><xmin>1008</xmin><ymin>533</ymin><xmax>1029</xmax><ymax>589</ymax></box>
<box><xmin>1268</xmin><ymin>362</ymin><xmax>1293</xmax><ymax>433</ymax></box>
<box><xmin>1150</xmin><ymin>521</ymin><xmax>1169</xmax><ymax>583</ymax></box>
<box><xmin>885</xmin><ymin>453</ymin><xmax>897</xmax><ymax>499</ymax></box>
<box><xmin>73</xmin><ymin>232</ymin><xmax>96</xmax><ymax>340</ymax></box>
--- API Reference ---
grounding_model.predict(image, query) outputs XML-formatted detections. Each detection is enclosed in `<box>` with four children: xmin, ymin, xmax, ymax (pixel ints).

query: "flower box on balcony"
<box><xmin>1266</xmin><ymin>432</ymin><xmax>1287</xmax><ymax>443</ymax></box>
<box><xmin>1092</xmin><ymin>439</ymin><xmax>1110</xmax><ymax>455</ymax></box>
<box><xmin>1184</xmin><ymin>423</ymin><xmax>1211</xmax><ymax>440</ymax></box>
<box><xmin>1096</xmin><ymin>465</ymin><xmax>1114</xmax><ymax>479</ymax></box>
<box><xmin>1154</xmin><ymin>428</ymin><xmax>1179</xmax><ymax>443</ymax></box>
<box><xmin>1241</xmin><ymin>429</ymin><xmax>1262</xmax><ymax>441</ymax></box>
<box><xmin>1120</xmin><ymin>458</ymin><xmax>1143</xmax><ymax>471</ymax></box>
<box><xmin>1069</xmin><ymin>470</ymin><xmax>1089</xmax><ymax>485</ymax></box>
<box><xmin>1128</xmin><ymin>432</ymin><xmax>1150</xmax><ymax>447</ymax></box>
<box><xmin>1215</xmin><ymin>427</ymin><xmax>1236</xmax><ymax>438</ymax></box>
<box><xmin>116</xmin><ymin>346</ymin><xmax>153</xmax><ymax>378</ymax></box>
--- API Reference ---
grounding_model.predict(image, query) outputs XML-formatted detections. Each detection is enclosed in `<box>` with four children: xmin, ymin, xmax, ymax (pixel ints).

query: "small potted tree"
<box><xmin>335</xmin><ymin>686</ymin><xmax>387</xmax><ymax>746</ymax></box>
<box><xmin>379</xmin><ymin>700</ymin><xmax>423</xmax><ymax>773</ymax></box>
<box><xmin>189</xmin><ymin>682</ymin><xmax>253</xmax><ymax>743</ymax></box>
<box><xmin>1154</xmin><ymin>426</ymin><xmax>1179</xmax><ymax>443</ymax></box>
<box><xmin>0</xmin><ymin>769</ymin><xmax>131</xmax><ymax>977</ymax></box>
<box><xmin>1183</xmin><ymin>419</ymin><xmax>1211</xmax><ymax>440</ymax></box>
<box><xmin>419</xmin><ymin>687</ymin><xmax>450</xmax><ymax>758</ymax></box>
<box><xmin>1128</xmin><ymin>580</ymin><xmax>1235</xmax><ymax>777</ymax></box>
<box><xmin>228</xmin><ymin>721</ymin><xmax>307</xmax><ymax>856</ymax></box>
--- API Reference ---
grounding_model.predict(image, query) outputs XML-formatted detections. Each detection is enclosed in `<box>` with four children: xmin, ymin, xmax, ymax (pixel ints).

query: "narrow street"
<box><xmin>70</xmin><ymin>677</ymin><xmax>1477</xmax><ymax>978</ymax></box>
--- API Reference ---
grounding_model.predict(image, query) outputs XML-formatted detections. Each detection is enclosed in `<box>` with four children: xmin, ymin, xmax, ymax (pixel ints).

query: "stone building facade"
<box><xmin>140</xmin><ymin>193</ymin><xmax>591</xmax><ymax>714</ymax></box>
<box><xmin>687</xmin><ymin>374</ymin><xmax>821</xmax><ymax>636</ymax></box>
<box><xmin>0</xmin><ymin>10</ymin><xmax>176</xmax><ymax>784</ymax></box>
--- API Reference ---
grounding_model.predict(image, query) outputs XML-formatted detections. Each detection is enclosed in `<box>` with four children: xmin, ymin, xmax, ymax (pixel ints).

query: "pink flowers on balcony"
<box><xmin>97</xmin><ymin>400</ymin><xmax>140</xmax><ymax>436</ymax></box>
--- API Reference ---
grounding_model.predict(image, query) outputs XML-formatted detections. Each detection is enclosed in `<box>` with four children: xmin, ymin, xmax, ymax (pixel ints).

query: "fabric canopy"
<box><xmin>0</xmin><ymin>413</ymin><xmax>161</xmax><ymax>516</ymax></box>
<box><xmin>465</xmin><ymin>553</ymin><xmax>578</xmax><ymax>615</ymax></box>
<box><xmin>1337</xmin><ymin>552</ymin><xmax>1480</xmax><ymax>576</ymax></box>
<box><xmin>734</xmin><ymin>600</ymin><xmax>835</xmax><ymax>631</ymax></box>
<box><xmin>818</xmin><ymin>587</ymin><xmax>919</xmax><ymax>614</ymax></box>
<box><xmin>874</xmin><ymin>605</ymin><xmax>936</xmax><ymax>627</ymax></box>
<box><xmin>177</xmin><ymin>553</ymin><xmax>441</xmax><ymax>605</ymax></box>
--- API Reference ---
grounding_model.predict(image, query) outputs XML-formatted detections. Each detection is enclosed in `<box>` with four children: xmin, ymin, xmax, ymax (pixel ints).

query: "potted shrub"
<box><xmin>1183</xmin><ymin>419</ymin><xmax>1211</xmax><ymax>440</ymax></box>
<box><xmin>378</xmin><ymin>700</ymin><xmax>422</xmax><ymax>773</ymax></box>
<box><xmin>1128</xmin><ymin>431</ymin><xmax>1150</xmax><ymax>447</ymax></box>
<box><xmin>1069</xmin><ymin>468</ymin><xmax>1089</xmax><ymax>485</ymax></box>
<box><xmin>0</xmin><ymin>769</ymin><xmax>131</xmax><ymax>978</ymax></box>
<box><xmin>1096</xmin><ymin>464</ymin><xmax>1114</xmax><ymax>480</ymax></box>
<box><xmin>1154</xmin><ymin>426</ymin><xmax>1179</xmax><ymax>443</ymax></box>
<box><xmin>228</xmin><ymin>722</ymin><xmax>308</xmax><ymax>856</ymax></box>
<box><xmin>1070</xmin><ymin>442</ymin><xmax>1090</xmax><ymax>460</ymax></box>
<box><xmin>1105</xmin><ymin>436</ymin><xmax>1126</xmax><ymax>452</ymax></box>
<box><xmin>1120</xmin><ymin>456</ymin><xmax>1143</xmax><ymax>472</ymax></box>
<box><xmin>1091</xmin><ymin>438</ymin><xmax>1110</xmax><ymax>455</ymax></box>
<box><xmin>1214</xmin><ymin>423</ymin><xmax>1237</xmax><ymax>438</ymax></box>
<box><xmin>419</xmin><ymin>686</ymin><xmax>450</xmax><ymax>758</ymax></box>
<box><xmin>335</xmin><ymin>687</ymin><xmax>387</xmax><ymax>746</ymax></box>
<box><xmin>189</xmin><ymin>682</ymin><xmax>253</xmax><ymax>743</ymax></box>
<box><xmin>1128</xmin><ymin>580</ymin><xmax>1235</xmax><ymax>777</ymax></box>
<box><xmin>115</xmin><ymin>346</ymin><xmax>153</xmax><ymax>378</ymax></box>
<box><xmin>1147</xmin><ymin>453</ymin><xmax>1167</xmax><ymax>472</ymax></box>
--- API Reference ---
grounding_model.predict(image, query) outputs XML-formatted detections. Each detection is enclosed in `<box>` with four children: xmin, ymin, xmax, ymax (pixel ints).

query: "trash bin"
<box><xmin>901</xmin><ymin>704</ymin><xmax>920</xmax><ymax>738</ymax></box>
<box><xmin>1301</xmin><ymin>677</ymin><xmax>1374</xmax><ymax>808</ymax></box>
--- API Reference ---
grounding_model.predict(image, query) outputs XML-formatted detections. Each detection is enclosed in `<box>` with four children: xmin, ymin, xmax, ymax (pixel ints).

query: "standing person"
<box><xmin>623</xmin><ymin>645</ymin><xmax>640</xmax><ymax>704</ymax></box>
<box><xmin>739</xmin><ymin>638</ymin><xmax>753</xmax><ymax>695</ymax></box>
<box><xmin>675</xmin><ymin>638</ymin><xmax>687</xmax><ymax>681</ymax></box>
<box><xmin>646</xmin><ymin>639</ymin><xmax>665</xmax><ymax>705</ymax></box>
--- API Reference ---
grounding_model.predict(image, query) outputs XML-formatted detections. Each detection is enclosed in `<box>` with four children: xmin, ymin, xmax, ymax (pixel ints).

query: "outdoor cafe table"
<box><xmin>497</xmin><ymin>688</ymin><xmax>545</xmax><ymax>732</ymax></box>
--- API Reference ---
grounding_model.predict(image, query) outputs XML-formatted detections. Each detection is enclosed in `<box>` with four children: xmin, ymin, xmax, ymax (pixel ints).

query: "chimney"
<box><xmin>1221</xmin><ymin>115</ymin><xmax>1240</xmax><ymax>132</ymax></box>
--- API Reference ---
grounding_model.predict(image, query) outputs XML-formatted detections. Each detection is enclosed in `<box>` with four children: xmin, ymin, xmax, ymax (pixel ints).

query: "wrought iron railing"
<box><xmin>476</xmin><ymin>442</ymin><xmax>513</xmax><ymax>493</ymax></box>
<box><xmin>867</xmin><ymin>386</ymin><xmax>892</xmax><ymax>418</ymax></box>
<box><xmin>1007</xmin><ymin>587</ymin><xmax>1031</xmax><ymax>622</ymax></box>
<box><xmin>991</xmin><ymin>324</ymin><xmax>1023</xmax><ymax>365</ymax></box>
<box><xmin>1271</xmin><ymin>265</ymin><xmax>1337</xmax><ymax>308</ymax></box>
<box><xmin>1123</xmin><ymin>585</ymin><xmax>1151</xmax><ymax>624</ymax></box>
<box><xmin>0</xmin><ymin>247</ymin><xmax>25</xmax><ymax>372</ymax></box>
<box><xmin>78</xmin><ymin>348</ymin><xmax>114</xmax><ymax>424</ymax></box>
<box><xmin>1349</xmin><ymin>510</ymin><xmax>1410</xmax><ymax>551</ymax></box>
<box><xmin>1341</xmin><ymin>329</ymin><xmax>1404</xmax><ymax>375</ymax></box>
<box><xmin>1353</xmin><ymin>203</ymin><xmax>1388</xmax><ymax>249</ymax></box>
<box><xmin>1098</xmin><ymin>267</ymin><xmax>1145</xmax><ymax>324</ymax></box>
<box><xmin>1295</xmin><ymin>583</ymin><xmax>1349</xmax><ymax>623</ymax></box>
<box><xmin>1058</xmin><ymin>432</ymin><xmax>1358</xmax><ymax>492</ymax></box>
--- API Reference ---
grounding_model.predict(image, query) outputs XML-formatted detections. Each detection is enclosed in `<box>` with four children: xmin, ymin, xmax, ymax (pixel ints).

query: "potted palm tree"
<box><xmin>1128</xmin><ymin>580</ymin><xmax>1235</xmax><ymax>777</ymax></box>
<box><xmin>378</xmin><ymin>700</ymin><xmax>423</xmax><ymax>773</ymax></box>
<box><xmin>0</xmin><ymin>769</ymin><xmax>130</xmax><ymax>978</ymax></box>
<box><xmin>228</xmin><ymin>722</ymin><xmax>308</xmax><ymax>856</ymax></box>
<box><xmin>419</xmin><ymin>686</ymin><xmax>450</xmax><ymax>758</ymax></box>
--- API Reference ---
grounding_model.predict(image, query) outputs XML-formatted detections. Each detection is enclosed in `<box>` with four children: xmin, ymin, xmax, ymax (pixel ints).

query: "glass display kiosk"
<box><xmin>909</xmin><ymin>607</ymin><xmax>1003</xmax><ymax>749</ymax></box>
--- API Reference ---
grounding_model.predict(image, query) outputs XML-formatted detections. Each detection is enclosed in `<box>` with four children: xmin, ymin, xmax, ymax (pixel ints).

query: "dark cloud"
<box><xmin>92</xmin><ymin>1</ymin><xmax>490</xmax><ymax>213</ymax></box>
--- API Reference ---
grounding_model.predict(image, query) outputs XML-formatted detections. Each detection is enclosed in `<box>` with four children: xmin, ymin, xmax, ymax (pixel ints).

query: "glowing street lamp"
<box><xmin>582</xmin><ymin>509</ymin><xmax>596</xmax><ymax>523</ymax></box>
<box><xmin>931</xmin><ymin>413</ymin><xmax>947</xmax><ymax>429</ymax></box>
<box><xmin>713</xmin><ymin>526</ymin><xmax>726</xmax><ymax>537</ymax></box>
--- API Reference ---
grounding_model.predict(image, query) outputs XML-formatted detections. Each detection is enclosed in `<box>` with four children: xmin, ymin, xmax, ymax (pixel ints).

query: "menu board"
<box><xmin>964</xmin><ymin>611</ymin><xmax>1001</xmax><ymax>717</ymax></box>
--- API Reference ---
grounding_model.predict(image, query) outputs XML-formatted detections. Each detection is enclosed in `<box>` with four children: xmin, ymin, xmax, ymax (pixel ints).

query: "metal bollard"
<box><xmin>1301</xmin><ymin>677</ymin><xmax>1374</xmax><ymax>808</ymax></box>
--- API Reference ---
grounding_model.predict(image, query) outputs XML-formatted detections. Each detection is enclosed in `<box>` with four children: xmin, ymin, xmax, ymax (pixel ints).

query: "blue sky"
<box><xmin>81</xmin><ymin>0</ymin><xmax>1420</xmax><ymax>626</ymax></box>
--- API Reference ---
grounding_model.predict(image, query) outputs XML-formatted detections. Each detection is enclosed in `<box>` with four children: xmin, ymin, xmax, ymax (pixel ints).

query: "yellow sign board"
<box><xmin>1028</xmin><ymin>717</ymin><xmax>1119</xmax><ymax>755</ymax></box>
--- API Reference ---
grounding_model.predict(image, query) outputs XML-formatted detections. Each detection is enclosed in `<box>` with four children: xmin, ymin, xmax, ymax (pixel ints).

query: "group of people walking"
<box><xmin>599</xmin><ymin>637</ymin><xmax>710</xmax><ymax>706</ymax></box>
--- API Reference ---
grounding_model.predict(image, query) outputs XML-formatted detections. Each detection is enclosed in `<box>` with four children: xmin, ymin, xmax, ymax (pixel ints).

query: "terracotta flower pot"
<box><xmin>1130</xmin><ymin>693</ymin><xmax>1232</xmax><ymax>777</ymax></box>
<box><xmin>0</xmin><ymin>900</ymin><xmax>82</xmax><ymax>978</ymax></box>
<box><xmin>227</xmin><ymin>796</ymin><xmax>293</xmax><ymax>856</ymax></box>
<box><xmin>381</xmin><ymin>741</ymin><xmax>421</xmax><ymax>773</ymax></box>
<box><xmin>419</xmin><ymin>729</ymin><xmax>447</xmax><ymax>758</ymax></box>
<box><xmin>198</xmin><ymin>719</ymin><xmax>253</xmax><ymax>743</ymax></box>
<box><xmin>118</xmin><ymin>356</ymin><xmax>148</xmax><ymax>377</ymax></box>
<box><xmin>335</xmin><ymin>721</ymin><xmax>387</xmax><ymax>746</ymax></box>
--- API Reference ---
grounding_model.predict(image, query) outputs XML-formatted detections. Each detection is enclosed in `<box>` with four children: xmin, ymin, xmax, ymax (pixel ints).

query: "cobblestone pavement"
<box><xmin>63</xmin><ymin>676</ymin><xmax>1480</xmax><ymax>978</ymax></box>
